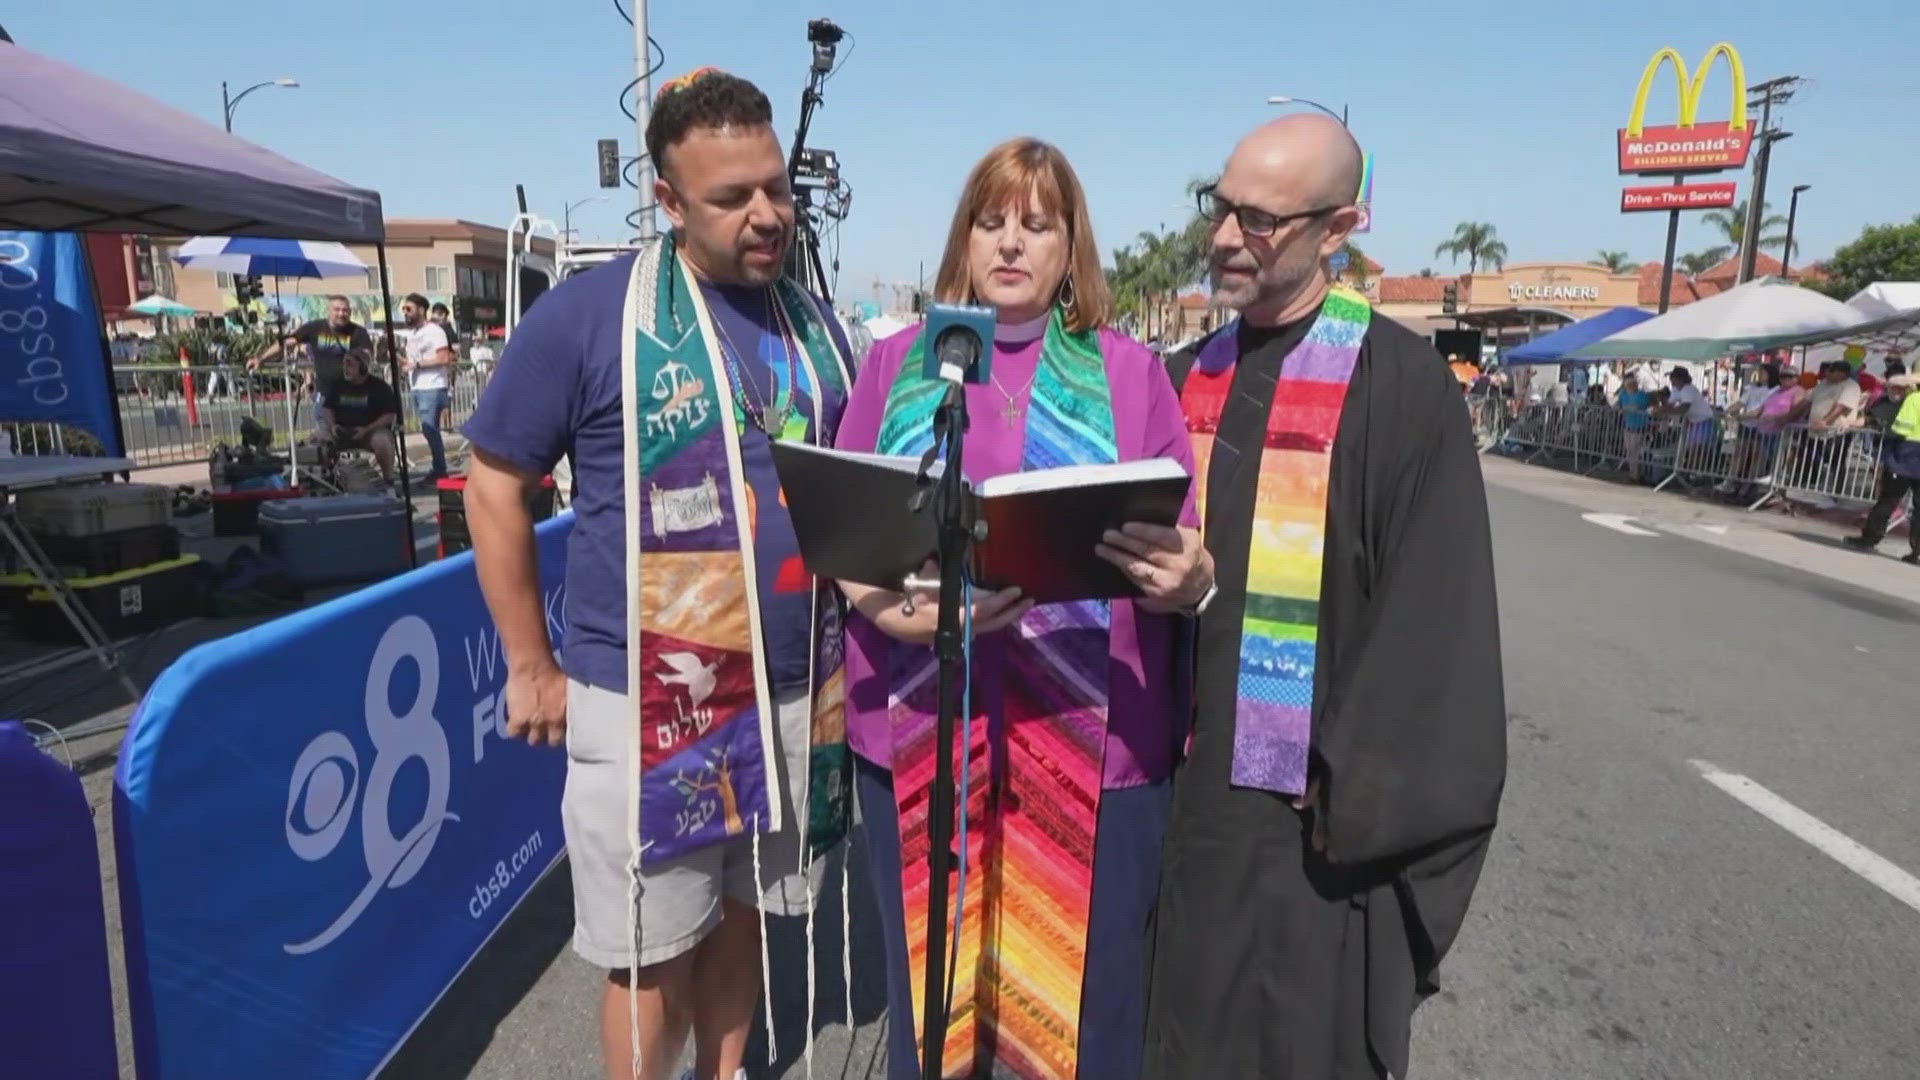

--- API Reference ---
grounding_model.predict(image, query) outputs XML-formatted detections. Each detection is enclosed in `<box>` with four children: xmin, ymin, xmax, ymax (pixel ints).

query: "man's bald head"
<box><xmin>1226</xmin><ymin>114</ymin><xmax>1364</xmax><ymax>211</ymax></box>
<box><xmin>1206</xmin><ymin>113</ymin><xmax>1366</xmax><ymax>325</ymax></box>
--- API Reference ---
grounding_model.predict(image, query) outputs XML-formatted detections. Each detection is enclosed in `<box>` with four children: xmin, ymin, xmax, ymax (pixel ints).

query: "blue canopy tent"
<box><xmin>1503</xmin><ymin>306</ymin><xmax>1655</xmax><ymax>364</ymax></box>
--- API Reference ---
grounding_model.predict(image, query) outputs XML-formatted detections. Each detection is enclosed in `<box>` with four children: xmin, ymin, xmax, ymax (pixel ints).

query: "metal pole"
<box><xmin>1783</xmin><ymin>186</ymin><xmax>1806</xmax><ymax>278</ymax></box>
<box><xmin>222</xmin><ymin>81</ymin><xmax>232</xmax><ymax>131</ymax></box>
<box><xmin>1738</xmin><ymin>88</ymin><xmax>1775</xmax><ymax>283</ymax></box>
<box><xmin>375</xmin><ymin>243</ymin><xmax>420</xmax><ymax>568</ymax></box>
<box><xmin>632</xmin><ymin>0</ymin><xmax>657</xmax><ymax>242</ymax></box>
<box><xmin>1658</xmin><ymin>177</ymin><xmax>1682</xmax><ymax>314</ymax></box>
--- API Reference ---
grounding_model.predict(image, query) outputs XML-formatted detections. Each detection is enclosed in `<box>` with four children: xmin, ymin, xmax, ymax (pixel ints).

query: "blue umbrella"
<box><xmin>172</xmin><ymin>235</ymin><xmax>367</xmax><ymax>278</ymax></box>
<box><xmin>1504</xmin><ymin>307</ymin><xmax>1656</xmax><ymax>364</ymax></box>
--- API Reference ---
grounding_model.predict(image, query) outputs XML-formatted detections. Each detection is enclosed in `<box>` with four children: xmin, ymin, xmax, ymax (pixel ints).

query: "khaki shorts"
<box><xmin>563</xmin><ymin>679</ymin><xmax>823</xmax><ymax>969</ymax></box>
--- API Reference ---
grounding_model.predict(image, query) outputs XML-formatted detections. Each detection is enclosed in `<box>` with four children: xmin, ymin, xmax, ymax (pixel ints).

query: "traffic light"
<box><xmin>1442</xmin><ymin>282</ymin><xmax>1459</xmax><ymax>314</ymax></box>
<box><xmin>452</xmin><ymin>295</ymin><xmax>476</xmax><ymax>326</ymax></box>
<box><xmin>233</xmin><ymin>274</ymin><xmax>264</xmax><ymax>304</ymax></box>
<box><xmin>597</xmin><ymin>139</ymin><xmax>620</xmax><ymax>189</ymax></box>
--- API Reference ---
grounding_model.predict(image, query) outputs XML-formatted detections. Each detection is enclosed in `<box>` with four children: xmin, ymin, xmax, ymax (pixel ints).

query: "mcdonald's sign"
<box><xmin>1616</xmin><ymin>43</ymin><xmax>1752</xmax><ymax>175</ymax></box>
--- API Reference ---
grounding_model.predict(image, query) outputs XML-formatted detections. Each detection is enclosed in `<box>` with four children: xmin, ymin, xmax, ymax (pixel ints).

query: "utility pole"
<box><xmin>631</xmin><ymin>0</ymin><xmax>657</xmax><ymax>241</ymax></box>
<box><xmin>1738</xmin><ymin>76</ymin><xmax>1801</xmax><ymax>283</ymax></box>
<box><xmin>1782</xmin><ymin>184</ymin><xmax>1811</xmax><ymax>278</ymax></box>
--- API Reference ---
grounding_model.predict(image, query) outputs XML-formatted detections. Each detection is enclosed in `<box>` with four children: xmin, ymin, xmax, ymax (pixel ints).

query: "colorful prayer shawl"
<box><xmin>621</xmin><ymin>238</ymin><xmax>851</xmax><ymax>867</ymax></box>
<box><xmin>1181</xmin><ymin>285</ymin><xmax>1369</xmax><ymax>796</ymax></box>
<box><xmin>877</xmin><ymin>309</ymin><xmax>1115</xmax><ymax>1079</ymax></box>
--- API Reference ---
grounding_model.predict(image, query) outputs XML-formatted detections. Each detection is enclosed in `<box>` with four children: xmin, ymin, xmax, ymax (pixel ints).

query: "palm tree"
<box><xmin>1700</xmin><ymin>199</ymin><xmax>1793</xmax><ymax>259</ymax></box>
<box><xmin>1676</xmin><ymin>247</ymin><xmax>1733</xmax><ymax>276</ymax></box>
<box><xmin>1434</xmin><ymin>222</ymin><xmax>1508</xmax><ymax>274</ymax></box>
<box><xmin>1593</xmin><ymin>250</ymin><xmax>1639</xmax><ymax>273</ymax></box>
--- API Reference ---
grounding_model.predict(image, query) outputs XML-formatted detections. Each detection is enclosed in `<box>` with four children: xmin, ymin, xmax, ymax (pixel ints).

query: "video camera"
<box><xmin>807</xmin><ymin>18</ymin><xmax>843</xmax><ymax>72</ymax></box>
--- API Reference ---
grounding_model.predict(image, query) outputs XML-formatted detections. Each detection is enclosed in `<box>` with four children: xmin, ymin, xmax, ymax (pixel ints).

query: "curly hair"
<box><xmin>645</xmin><ymin>69</ymin><xmax>773</xmax><ymax>180</ymax></box>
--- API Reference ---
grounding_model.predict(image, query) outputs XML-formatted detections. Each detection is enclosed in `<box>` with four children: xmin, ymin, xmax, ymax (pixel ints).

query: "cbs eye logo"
<box><xmin>283</xmin><ymin>615</ymin><xmax>460</xmax><ymax>955</ymax></box>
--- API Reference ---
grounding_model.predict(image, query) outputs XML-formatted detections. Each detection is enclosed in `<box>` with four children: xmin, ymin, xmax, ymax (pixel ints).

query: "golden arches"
<box><xmin>1625</xmin><ymin>42</ymin><xmax>1748</xmax><ymax>137</ymax></box>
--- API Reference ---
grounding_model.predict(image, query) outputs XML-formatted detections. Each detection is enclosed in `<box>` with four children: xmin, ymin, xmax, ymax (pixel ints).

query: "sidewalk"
<box><xmin>1481</xmin><ymin>454</ymin><xmax>1920</xmax><ymax>609</ymax></box>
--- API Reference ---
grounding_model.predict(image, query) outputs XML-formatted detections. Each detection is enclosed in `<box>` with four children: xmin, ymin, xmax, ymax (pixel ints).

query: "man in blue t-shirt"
<box><xmin>463</xmin><ymin>70</ymin><xmax>851</xmax><ymax>1080</ymax></box>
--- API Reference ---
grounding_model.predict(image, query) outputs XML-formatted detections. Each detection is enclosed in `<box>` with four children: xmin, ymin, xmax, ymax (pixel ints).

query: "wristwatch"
<box><xmin>1183</xmin><ymin>582</ymin><xmax>1219</xmax><ymax>618</ymax></box>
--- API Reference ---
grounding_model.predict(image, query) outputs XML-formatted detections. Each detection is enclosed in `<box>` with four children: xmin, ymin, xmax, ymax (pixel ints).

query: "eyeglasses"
<box><xmin>1195</xmin><ymin>185</ymin><xmax>1345</xmax><ymax>238</ymax></box>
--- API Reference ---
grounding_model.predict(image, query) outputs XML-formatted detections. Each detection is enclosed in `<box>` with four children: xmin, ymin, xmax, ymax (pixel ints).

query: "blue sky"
<box><xmin>17</xmin><ymin>1</ymin><xmax>1920</xmax><ymax>310</ymax></box>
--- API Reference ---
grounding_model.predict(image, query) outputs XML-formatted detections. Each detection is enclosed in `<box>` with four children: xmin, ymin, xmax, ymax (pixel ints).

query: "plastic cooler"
<box><xmin>435</xmin><ymin>474</ymin><xmax>557</xmax><ymax>558</ymax></box>
<box><xmin>258</xmin><ymin>494</ymin><xmax>412</xmax><ymax>586</ymax></box>
<box><xmin>14</xmin><ymin>483</ymin><xmax>170</xmax><ymax>538</ymax></box>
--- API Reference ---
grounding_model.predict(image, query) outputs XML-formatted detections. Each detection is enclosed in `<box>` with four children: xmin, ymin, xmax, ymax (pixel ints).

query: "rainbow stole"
<box><xmin>621</xmin><ymin>239</ymin><xmax>850</xmax><ymax>868</ymax></box>
<box><xmin>1181</xmin><ymin>286</ymin><xmax>1368</xmax><ymax>796</ymax></box>
<box><xmin>876</xmin><ymin>309</ymin><xmax>1114</xmax><ymax>1079</ymax></box>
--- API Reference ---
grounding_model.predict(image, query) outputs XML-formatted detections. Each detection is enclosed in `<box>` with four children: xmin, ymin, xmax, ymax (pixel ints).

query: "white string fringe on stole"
<box><xmin>752</xmin><ymin>816</ymin><xmax>777</xmax><ymax>1065</ymax></box>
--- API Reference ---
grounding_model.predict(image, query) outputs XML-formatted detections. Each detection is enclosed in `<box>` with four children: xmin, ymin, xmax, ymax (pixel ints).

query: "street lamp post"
<box><xmin>222</xmin><ymin>77</ymin><xmax>299</xmax><ymax>132</ymax></box>
<box><xmin>1267</xmin><ymin>95</ymin><xmax>1348</xmax><ymax>126</ymax></box>
<box><xmin>564</xmin><ymin>196</ymin><xmax>612</xmax><ymax>243</ymax></box>
<box><xmin>1782</xmin><ymin>184</ymin><xmax>1811</xmax><ymax>278</ymax></box>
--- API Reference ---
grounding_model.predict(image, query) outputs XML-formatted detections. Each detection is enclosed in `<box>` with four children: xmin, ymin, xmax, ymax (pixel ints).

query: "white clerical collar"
<box><xmin>994</xmin><ymin>309</ymin><xmax>1051</xmax><ymax>346</ymax></box>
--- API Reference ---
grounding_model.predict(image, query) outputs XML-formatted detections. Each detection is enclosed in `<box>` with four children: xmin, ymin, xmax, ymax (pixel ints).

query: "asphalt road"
<box><xmin>67</xmin><ymin>458</ymin><xmax>1920</xmax><ymax>1079</ymax></box>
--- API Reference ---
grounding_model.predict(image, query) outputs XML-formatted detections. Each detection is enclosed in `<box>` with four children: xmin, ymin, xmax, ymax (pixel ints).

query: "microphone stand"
<box><xmin>911</xmin><ymin>378</ymin><xmax>973</xmax><ymax>1080</ymax></box>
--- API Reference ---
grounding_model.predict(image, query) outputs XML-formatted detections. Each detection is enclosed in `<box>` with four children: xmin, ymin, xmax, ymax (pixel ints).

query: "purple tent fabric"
<box><xmin>0</xmin><ymin>41</ymin><xmax>383</xmax><ymax>241</ymax></box>
<box><xmin>0</xmin><ymin>721</ymin><xmax>119</xmax><ymax>1078</ymax></box>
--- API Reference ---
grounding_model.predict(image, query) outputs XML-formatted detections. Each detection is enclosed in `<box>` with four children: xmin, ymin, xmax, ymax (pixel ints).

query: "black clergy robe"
<box><xmin>1143</xmin><ymin>309</ymin><xmax>1507</xmax><ymax>1080</ymax></box>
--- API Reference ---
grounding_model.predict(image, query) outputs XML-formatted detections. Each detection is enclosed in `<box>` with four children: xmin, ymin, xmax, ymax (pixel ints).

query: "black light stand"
<box><xmin>786</xmin><ymin>18</ymin><xmax>849</xmax><ymax>304</ymax></box>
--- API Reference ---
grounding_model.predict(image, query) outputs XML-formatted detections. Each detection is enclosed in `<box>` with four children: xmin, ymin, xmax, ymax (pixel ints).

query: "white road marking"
<box><xmin>1695</xmin><ymin>523</ymin><xmax>1731</xmax><ymax>536</ymax></box>
<box><xmin>1691</xmin><ymin>759</ymin><xmax>1920</xmax><ymax>917</ymax></box>
<box><xmin>1581</xmin><ymin>512</ymin><xmax>1658</xmax><ymax>536</ymax></box>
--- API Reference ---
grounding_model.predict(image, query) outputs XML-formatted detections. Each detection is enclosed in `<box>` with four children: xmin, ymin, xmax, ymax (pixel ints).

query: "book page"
<box><xmin>772</xmin><ymin>441</ymin><xmax>942</xmax><ymax>479</ymax></box>
<box><xmin>977</xmin><ymin>457</ymin><xmax>1186</xmax><ymax>498</ymax></box>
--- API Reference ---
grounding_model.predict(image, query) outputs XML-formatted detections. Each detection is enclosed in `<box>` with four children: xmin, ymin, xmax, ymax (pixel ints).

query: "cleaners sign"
<box><xmin>1616</xmin><ymin>43</ymin><xmax>1752</xmax><ymax>175</ymax></box>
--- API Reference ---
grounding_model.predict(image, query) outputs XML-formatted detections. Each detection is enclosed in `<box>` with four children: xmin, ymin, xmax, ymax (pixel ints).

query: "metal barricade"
<box><xmin>1496</xmin><ymin>399</ymin><xmax>1894</xmax><ymax>519</ymax></box>
<box><xmin>109</xmin><ymin>363</ymin><xmax>303</xmax><ymax>471</ymax></box>
<box><xmin>89</xmin><ymin>362</ymin><xmax>487</xmax><ymax>474</ymax></box>
<box><xmin>1754</xmin><ymin>425</ymin><xmax>1885</xmax><ymax>511</ymax></box>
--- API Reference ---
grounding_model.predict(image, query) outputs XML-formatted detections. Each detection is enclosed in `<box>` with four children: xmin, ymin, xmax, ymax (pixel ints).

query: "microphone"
<box><xmin>920</xmin><ymin>303</ymin><xmax>996</xmax><ymax>385</ymax></box>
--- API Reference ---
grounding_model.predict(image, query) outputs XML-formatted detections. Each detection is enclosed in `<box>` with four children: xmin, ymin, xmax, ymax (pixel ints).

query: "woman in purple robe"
<box><xmin>833</xmin><ymin>137</ymin><xmax>1214</xmax><ymax>1080</ymax></box>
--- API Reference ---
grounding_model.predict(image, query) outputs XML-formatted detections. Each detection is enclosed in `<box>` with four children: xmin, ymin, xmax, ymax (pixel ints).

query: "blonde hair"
<box><xmin>931</xmin><ymin>137</ymin><xmax>1114</xmax><ymax>334</ymax></box>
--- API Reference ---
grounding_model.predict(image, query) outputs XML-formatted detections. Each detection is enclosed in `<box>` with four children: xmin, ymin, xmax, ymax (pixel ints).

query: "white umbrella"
<box><xmin>864</xmin><ymin>314</ymin><xmax>913</xmax><ymax>341</ymax></box>
<box><xmin>1843</xmin><ymin>282</ymin><xmax>1920</xmax><ymax>319</ymax></box>
<box><xmin>1566</xmin><ymin>277</ymin><xmax>1869</xmax><ymax>362</ymax></box>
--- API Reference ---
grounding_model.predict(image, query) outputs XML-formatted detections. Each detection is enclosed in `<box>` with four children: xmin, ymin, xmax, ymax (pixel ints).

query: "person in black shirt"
<box><xmin>248</xmin><ymin>294</ymin><xmax>373</xmax><ymax>402</ymax></box>
<box><xmin>319</xmin><ymin>348</ymin><xmax>399</xmax><ymax>483</ymax></box>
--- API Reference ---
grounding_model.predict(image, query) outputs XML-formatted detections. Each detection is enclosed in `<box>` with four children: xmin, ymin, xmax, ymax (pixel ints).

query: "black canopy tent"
<box><xmin>0</xmin><ymin>39</ymin><xmax>418</xmax><ymax>563</ymax></box>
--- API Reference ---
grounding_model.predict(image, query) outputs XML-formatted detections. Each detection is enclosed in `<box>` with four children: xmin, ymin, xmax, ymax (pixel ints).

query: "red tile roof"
<box><xmin>1695</xmin><ymin>252</ymin><xmax>1791</xmax><ymax>282</ymax></box>
<box><xmin>1635</xmin><ymin>262</ymin><xmax>1706</xmax><ymax>307</ymax></box>
<box><xmin>1377</xmin><ymin>275</ymin><xmax>1454</xmax><ymax>303</ymax></box>
<box><xmin>1177</xmin><ymin>290</ymin><xmax>1211</xmax><ymax>309</ymax></box>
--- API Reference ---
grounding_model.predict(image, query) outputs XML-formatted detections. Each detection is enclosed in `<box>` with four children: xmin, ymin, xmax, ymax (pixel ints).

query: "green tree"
<box><xmin>1814</xmin><ymin>215</ymin><xmax>1920</xmax><ymax>299</ymax></box>
<box><xmin>1677</xmin><ymin>247</ymin><xmax>1732</xmax><ymax>276</ymax></box>
<box><xmin>1700</xmin><ymin>199</ymin><xmax>1792</xmax><ymax>259</ymax></box>
<box><xmin>1336</xmin><ymin>242</ymin><xmax>1372</xmax><ymax>287</ymax></box>
<box><xmin>1434</xmin><ymin>222</ymin><xmax>1508</xmax><ymax>274</ymax></box>
<box><xmin>1592</xmin><ymin>250</ymin><xmax>1639</xmax><ymax>273</ymax></box>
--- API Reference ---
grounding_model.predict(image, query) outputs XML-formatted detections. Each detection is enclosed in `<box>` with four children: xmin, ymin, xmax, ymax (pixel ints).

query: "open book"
<box><xmin>771</xmin><ymin>441</ymin><xmax>1190</xmax><ymax>604</ymax></box>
